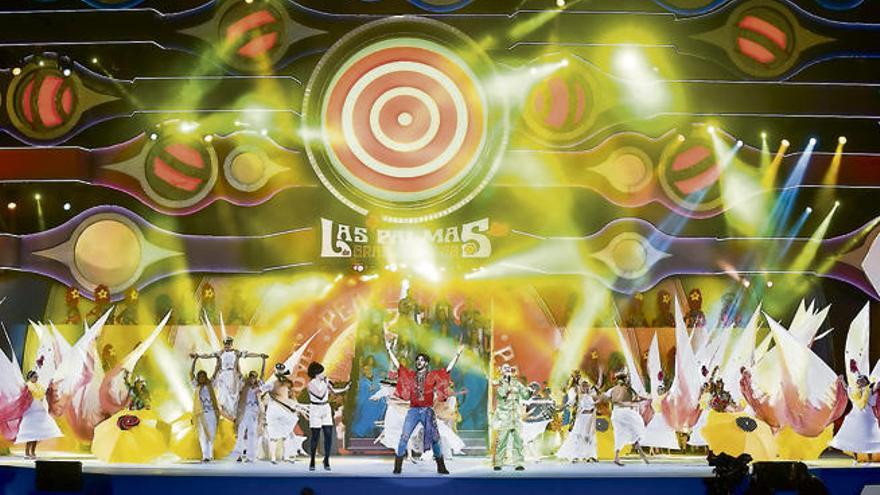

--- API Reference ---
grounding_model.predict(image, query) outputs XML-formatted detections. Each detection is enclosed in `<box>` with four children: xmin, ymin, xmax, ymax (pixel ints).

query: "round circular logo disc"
<box><xmin>303</xmin><ymin>17</ymin><xmax>508</xmax><ymax>223</ymax></box>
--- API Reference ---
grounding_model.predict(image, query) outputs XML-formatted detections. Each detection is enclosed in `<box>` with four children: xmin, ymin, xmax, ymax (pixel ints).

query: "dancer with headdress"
<box><xmin>306</xmin><ymin>361</ymin><xmax>350</xmax><ymax>471</ymax></box>
<box><xmin>556</xmin><ymin>378</ymin><xmax>598</xmax><ymax>463</ymax></box>
<box><xmin>15</xmin><ymin>371</ymin><xmax>62</xmax><ymax>459</ymax></box>
<box><xmin>830</xmin><ymin>362</ymin><xmax>880</xmax><ymax>459</ymax></box>
<box><xmin>265</xmin><ymin>364</ymin><xmax>308</xmax><ymax>464</ymax></box>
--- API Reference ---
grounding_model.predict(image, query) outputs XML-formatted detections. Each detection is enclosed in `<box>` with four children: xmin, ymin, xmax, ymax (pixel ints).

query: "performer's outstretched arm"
<box><xmin>386</xmin><ymin>337</ymin><xmax>400</xmax><ymax>370</ymax></box>
<box><xmin>189</xmin><ymin>356</ymin><xmax>198</xmax><ymax>382</ymax></box>
<box><xmin>259</xmin><ymin>356</ymin><xmax>267</xmax><ymax>380</ymax></box>
<box><xmin>446</xmin><ymin>344</ymin><xmax>465</xmax><ymax>373</ymax></box>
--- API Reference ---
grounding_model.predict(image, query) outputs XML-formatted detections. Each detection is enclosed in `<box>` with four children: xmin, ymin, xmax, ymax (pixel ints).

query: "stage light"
<box><xmin>149</xmin><ymin>133</ymin><xmax>158</xmax><ymax>141</ymax></box>
<box><xmin>203</xmin><ymin>135</ymin><xmax>213</xmax><ymax>143</ymax></box>
<box><xmin>561</xmin><ymin>58</ymin><xmax>569</xmax><ymax>67</ymax></box>
<box><xmin>806</xmin><ymin>207</ymin><xmax>813</xmax><ymax>214</ymax></box>
<box><xmin>62</xmin><ymin>68</ymin><xmax>71</xmax><ymax>77</ymax></box>
<box><xmin>37</xmin><ymin>60</ymin><xmax>44</xmax><ymax>67</ymax></box>
<box><xmin>761</xmin><ymin>132</ymin><xmax>767</xmax><ymax>139</ymax></box>
<box><xmin>707</xmin><ymin>126</ymin><xmax>715</xmax><ymax>134</ymax></box>
<box><xmin>617</xmin><ymin>49</ymin><xmax>643</xmax><ymax>74</ymax></box>
<box><xmin>63</xmin><ymin>203</ymin><xmax>71</xmax><ymax>211</ymax></box>
<box><xmin>91</xmin><ymin>57</ymin><xmax>98</xmax><ymax>64</ymax></box>
<box><xmin>6</xmin><ymin>202</ymin><xmax>15</xmax><ymax>211</ymax></box>
<box><xmin>743</xmin><ymin>279</ymin><xmax>751</xmax><ymax>288</ymax></box>
<box><xmin>556</xmin><ymin>0</ymin><xmax>565</xmax><ymax>7</ymax></box>
<box><xmin>735</xmin><ymin>140</ymin><xmax>743</xmax><ymax>148</ymax></box>
<box><xmin>528</xmin><ymin>67</ymin><xmax>537</xmax><ymax>75</ymax></box>
<box><xmin>791</xmin><ymin>202</ymin><xmax>840</xmax><ymax>272</ymax></box>
<box><xmin>179</xmin><ymin>121</ymin><xmax>199</xmax><ymax>133</ymax></box>
<box><xmin>822</xmin><ymin>135</ymin><xmax>846</xmax><ymax>188</ymax></box>
<box><xmin>11</xmin><ymin>67</ymin><xmax>20</xmax><ymax>76</ymax></box>
<box><xmin>260</xmin><ymin>129</ymin><xmax>268</xmax><ymax>136</ymax></box>
<box><xmin>677</xmin><ymin>134</ymin><xmax>685</xmax><ymax>142</ymax></box>
<box><xmin>809</xmin><ymin>138</ymin><xmax>817</xmax><ymax>146</ymax></box>
<box><xmin>767</xmin><ymin>281</ymin><xmax>773</xmax><ymax>288</ymax></box>
<box><xmin>781</xmin><ymin>139</ymin><xmax>790</xmax><ymax>147</ymax></box>
<box><xmin>34</xmin><ymin>193</ymin><xmax>41</xmax><ymax>201</ymax></box>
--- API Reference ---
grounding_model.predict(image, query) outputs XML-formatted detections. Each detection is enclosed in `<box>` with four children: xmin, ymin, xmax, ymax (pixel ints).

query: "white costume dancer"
<box><xmin>265</xmin><ymin>366</ymin><xmax>307</xmax><ymax>464</ymax></box>
<box><xmin>306</xmin><ymin>362</ymin><xmax>350</xmax><ymax>471</ymax></box>
<box><xmin>15</xmin><ymin>372</ymin><xmax>62</xmax><ymax>457</ymax></box>
<box><xmin>194</xmin><ymin>336</ymin><xmax>265</xmax><ymax>420</ymax></box>
<box><xmin>556</xmin><ymin>383</ymin><xmax>597</xmax><ymax>462</ymax></box>
<box><xmin>830</xmin><ymin>377</ymin><xmax>880</xmax><ymax>455</ymax></box>
<box><xmin>189</xmin><ymin>361</ymin><xmax>220</xmax><ymax>462</ymax></box>
<box><xmin>231</xmin><ymin>370</ymin><xmax>266</xmax><ymax>463</ymax></box>
<box><xmin>606</xmin><ymin>374</ymin><xmax>649</xmax><ymax>465</ymax></box>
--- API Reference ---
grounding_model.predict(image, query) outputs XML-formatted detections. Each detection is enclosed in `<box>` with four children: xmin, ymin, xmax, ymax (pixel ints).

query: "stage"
<box><xmin>2</xmin><ymin>455</ymin><xmax>880</xmax><ymax>495</ymax></box>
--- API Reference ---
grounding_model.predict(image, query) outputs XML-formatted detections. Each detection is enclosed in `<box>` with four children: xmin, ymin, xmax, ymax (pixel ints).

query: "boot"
<box><xmin>393</xmin><ymin>455</ymin><xmax>404</xmax><ymax>474</ymax></box>
<box><xmin>435</xmin><ymin>457</ymin><xmax>449</xmax><ymax>475</ymax></box>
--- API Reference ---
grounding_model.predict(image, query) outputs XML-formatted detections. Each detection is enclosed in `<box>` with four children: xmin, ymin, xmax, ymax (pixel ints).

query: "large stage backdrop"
<box><xmin>1</xmin><ymin>0</ymin><xmax>880</xmax><ymax>467</ymax></box>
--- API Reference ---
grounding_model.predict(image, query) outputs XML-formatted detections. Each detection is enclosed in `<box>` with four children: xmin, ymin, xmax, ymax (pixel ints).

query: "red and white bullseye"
<box><xmin>367</xmin><ymin>85</ymin><xmax>441</xmax><ymax>156</ymax></box>
<box><xmin>337</xmin><ymin>59</ymin><xmax>472</xmax><ymax>181</ymax></box>
<box><xmin>322</xmin><ymin>40</ymin><xmax>485</xmax><ymax>199</ymax></box>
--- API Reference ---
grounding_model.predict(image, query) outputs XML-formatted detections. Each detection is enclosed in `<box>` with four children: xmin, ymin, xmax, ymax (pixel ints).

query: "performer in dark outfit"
<box><xmin>386</xmin><ymin>337</ymin><xmax>464</xmax><ymax>475</ymax></box>
<box><xmin>306</xmin><ymin>362</ymin><xmax>350</xmax><ymax>471</ymax></box>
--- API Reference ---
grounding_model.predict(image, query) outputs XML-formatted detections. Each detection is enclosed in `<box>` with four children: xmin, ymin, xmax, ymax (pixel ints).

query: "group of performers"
<box><xmin>12</xmin><ymin>298</ymin><xmax>880</xmax><ymax>473</ymax></box>
<box><xmin>188</xmin><ymin>337</ymin><xmax>352</xmax><ymax>469</ymax></box>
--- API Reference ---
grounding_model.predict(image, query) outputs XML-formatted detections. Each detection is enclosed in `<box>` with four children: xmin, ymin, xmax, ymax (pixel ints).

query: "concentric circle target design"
<box><xmin>727</xmin><ymin>2</ymin><xmax>797</xmax><ymax>78</ymax></box>
<box><xmin>522</xmin><ymin>55</ymin><xmax>599</xmax><ymax>147</ymax></box>
<box><xmin>6</xmin><ymin>61</ymin><xmax>83</xmax><ymax>141</ymax></box>
<box><xmin>303</xmin><ymin>17</ymin><xmax>507</xmax><ymax>222</ymax></box>
<box><xmin>217</xmin><ymin>0</ymin><xmax>287</xmax><ymax>72</ymax></box>
<box><xmin>657</xmin><ymin>133</ymin><xmax>724</xmax><ymax>212</ymax></box>
<box><xmin>143</xmin><ymin>136</ymin><xmax>218</xmax><ymax>208</ymax></box>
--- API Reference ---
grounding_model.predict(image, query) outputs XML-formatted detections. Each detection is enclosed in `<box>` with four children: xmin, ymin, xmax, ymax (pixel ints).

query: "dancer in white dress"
<box><xmin>642</xmin><ymin>384</ymin><xmax>680</xmax><ymax>451</ymax></box>
<box><xmin>830</xmin><ymin>374</ymin><xmax>880</xmax><ymax>457</ymax></box>
<box><xmin>522</xmin><ymin>383</ymin><xmax>554</xmax><ymax>460</ymax></box>
<box><xmin>15</xmin><ymin>371</ymin><xmax>62</xmax><ymax>459</ymax></box>
<box><xmin>605</xmin><ymin>372</ymin><xmax>649</xmax><ymax>466</ymax></box>
<box><xmin>556</xmin><ymin>380</ymin><xmax>598</xmax><ymax>462</ymax></box>
<box><xmin>265</xmin><ymin>364</ymin><xmax>308</xmax><ymax>464</ymax></box>
<box><xmin>193</xmin><ymin>336</ymin><xmax>265</xmax><ymax>420</ymax></box>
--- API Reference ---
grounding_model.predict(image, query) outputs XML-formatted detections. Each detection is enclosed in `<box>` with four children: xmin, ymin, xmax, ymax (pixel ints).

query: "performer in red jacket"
<box><xmin>386</xmin><ymin>337</ymin><xmax>464</xmax><ymax>475</ymax></box>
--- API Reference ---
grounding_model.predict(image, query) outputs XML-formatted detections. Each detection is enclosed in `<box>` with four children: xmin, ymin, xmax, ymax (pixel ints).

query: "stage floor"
<box><xmin>2</xmin><ymin>454</ymin><xmax>880</xmax><ymax>495</ymax></box>
<box><xmin>0</xmin><ymin>453</ymin><xmax>877</xmax><ymax>477</ymax></box>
